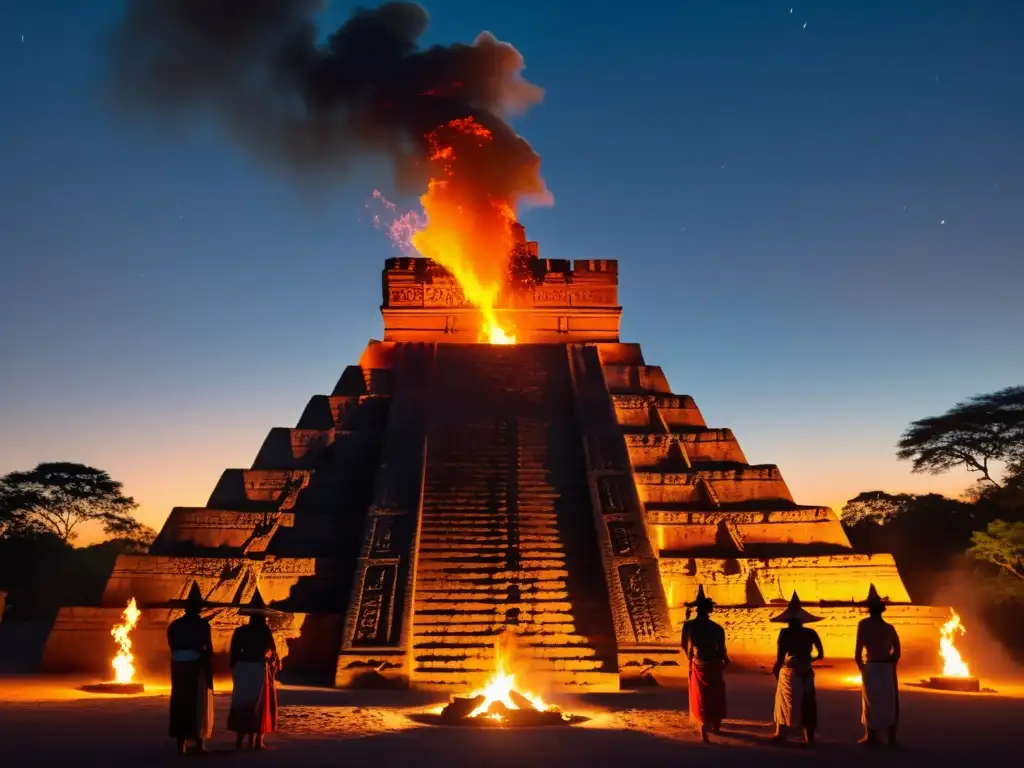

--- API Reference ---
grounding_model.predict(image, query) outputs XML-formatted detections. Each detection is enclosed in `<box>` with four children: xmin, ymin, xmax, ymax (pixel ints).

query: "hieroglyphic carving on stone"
<box><xmin>423</xmin><ymin>285</ymin><xmax>466</xmax><ymax>307</ymax></box>
<box><xmin>387</xmin><ymin>286</ymin><xmax>423</xmax><ymax>306</ymax></box>
<box><xmin>369</xmin><ymin>516</ymin><xmax>395</xmax><ymax>558</ymax></box>
<box><xmin>597</xmin><ymin>475</ymin><xmax>631</xmax><ymax>514</ymax></box>
<box><xmin>353</xmin><ymin>563</ymin><xmax>398</xmax><ymax>645</ymax></box>
<box><xmin>619</xmin><ymin>564</ymin><xmax>659</xmax><ymax>643</ymax></box>
<box><xmin>534</xmin><ymin>287</ymin><xmax>617</xmax><ymax>307</ymax></box>
<box><xmin>608</xmin><ymin>521</ymin><xmax>635</xmax><ymax>556</ymax></box>
<box><xmin>586</xmin><ymin>432</ymin><xmax>622</xmax><ymax>471</ymax></box>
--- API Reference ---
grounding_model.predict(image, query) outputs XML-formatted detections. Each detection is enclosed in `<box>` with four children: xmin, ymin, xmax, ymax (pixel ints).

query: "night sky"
<box><xmin>2</xmin><ymin>1</ymin><xmax>1022</xmax><ymax>539</ymax></box>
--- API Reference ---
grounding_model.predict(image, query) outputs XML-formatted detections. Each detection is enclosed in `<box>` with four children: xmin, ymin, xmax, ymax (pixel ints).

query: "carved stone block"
<box><xmin>352</xmin><ymin>563</ymin><xmax>398</xmax><ymax>646</ymax></box>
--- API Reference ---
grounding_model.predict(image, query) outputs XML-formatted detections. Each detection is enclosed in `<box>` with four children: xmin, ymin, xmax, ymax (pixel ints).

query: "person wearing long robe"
<box><xmin>856</xmin><ymin>584</ymin><xmax>901</xmax><ymax>747</ymax></box>
<box><xmin>167</xmin><ymin>582</ymin><xmax>215</xmax><ymax>755</ymax></box>
<box><xmin>227</xmin><ymin>590</ymin><xmax>280</xmax><ymax>750</ymax></box>
<box><xmin>681</xmin><ymin>585</ymin><xmax>729</xmax><ymax>742</ymax></box>
<box><xmin>770</xmin><ymin>592</ymin><xmax>824</xmax><ymax>745</ymax></box>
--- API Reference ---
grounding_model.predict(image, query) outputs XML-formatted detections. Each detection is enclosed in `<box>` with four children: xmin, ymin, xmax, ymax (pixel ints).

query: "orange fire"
<box><xmin>407</xmin><ymin>117</ymin><xmax>520</xmax><ymax>344</ymax></box>
<box><xmin>111</xmin><ymin>597</ymin><xmax>141</xmax><ymax>684</ymax></box>
<box><xmin>939</xmin><ymin>609</ymin><xmax>970</xmax><ymax>678</ymax></box>
<box><xmin>466</xmin><ymin>659</ymin><xmax>550</xmax><ymax>721</ymax></box>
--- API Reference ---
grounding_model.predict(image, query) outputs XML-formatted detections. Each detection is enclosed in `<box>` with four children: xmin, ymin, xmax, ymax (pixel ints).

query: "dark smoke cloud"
<box><xmin>107</xmin><ymin>1</ymin><xmax>549</xmax><ymax>203</ymax></box>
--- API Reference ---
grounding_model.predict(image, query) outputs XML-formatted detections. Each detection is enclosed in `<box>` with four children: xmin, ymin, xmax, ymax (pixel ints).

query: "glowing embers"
<box><xmin>926</xmin><ymin>609</ymin><xmax>980</xmax><ymax>692</ymax></box>
<box><xmin>438</xmin><ymin>660</ymin><xmax>582</xmax><ymax>727</ymax></box>
<box><xmin>82</xmin><ymin>598</ymin><xmax>145</xmax><ymax>695</ymax></box>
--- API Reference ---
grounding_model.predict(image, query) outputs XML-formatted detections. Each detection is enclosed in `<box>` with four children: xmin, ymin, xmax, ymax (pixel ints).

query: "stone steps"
<box><xmin>410</xmin><ymin>345</ymin><xmax>616</xmax><ymax>686</ymax></box>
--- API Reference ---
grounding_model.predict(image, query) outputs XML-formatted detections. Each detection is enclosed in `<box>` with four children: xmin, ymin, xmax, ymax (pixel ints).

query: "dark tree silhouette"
<box><xmin>896</xmin><ymin>386</ymin><xmax>1024</xmax><ymax>488</ymax></box>
<box><xmin>840</xmin><ymin>490</ymin><xmax>911</xmax><ymax>525</ymax></box>
<box><xmin>0</xmin><ymin>462</ymin><xmax>146</xmax><ymax>544</ymax></box>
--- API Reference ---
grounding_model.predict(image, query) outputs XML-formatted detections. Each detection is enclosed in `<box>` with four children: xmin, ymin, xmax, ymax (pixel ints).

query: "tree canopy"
<box><xmin>0</xmin><ymin>462</ymin><xmax>149</xmax><ymax>544</ymax></box>
<box><xmin>896</xmin><ymin>386</ymin><xmax>1024</xmax><ymax>487</ymax></box>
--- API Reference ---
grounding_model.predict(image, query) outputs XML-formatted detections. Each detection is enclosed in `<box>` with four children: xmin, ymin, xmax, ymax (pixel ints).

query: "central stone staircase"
<box><xmin>411</xmin><ymin>344</ymin><xmax>618</xmax><ymax>690</ymax></box>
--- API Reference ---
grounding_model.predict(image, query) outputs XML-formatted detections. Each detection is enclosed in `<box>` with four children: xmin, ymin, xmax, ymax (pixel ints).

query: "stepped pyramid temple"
<box><xmin>44</xmin><ymin>224</ymin><xmax>947</xmax><ymax>689</ymax></box>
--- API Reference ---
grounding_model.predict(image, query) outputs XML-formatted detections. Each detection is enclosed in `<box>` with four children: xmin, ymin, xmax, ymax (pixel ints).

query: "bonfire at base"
<box><xmin>438</xmin><ymin>643</ymin><xmax>577</xmax><ymax>727</ymax></box>
<box><xmin>82</xmin><ymin>597</ymin><xmax>145</xmax><ymax>695</ymax></box>
<box><xmin>927</xmin><ymin>609</ymin><xmax>980</xmax><ymax>692</ymax></box>
<box><xmin>939</xmin><ymin>610</ymin><xmax>970</xmax><ymax>678</ymax></box>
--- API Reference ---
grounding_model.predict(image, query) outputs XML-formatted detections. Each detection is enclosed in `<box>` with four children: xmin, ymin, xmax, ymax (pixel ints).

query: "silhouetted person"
<box><xmin>770</xmin><ymin>592</ymin><xmax>824</xmax><ymax>745</ymax></box>
<box><xmin>856</xmin><ymin>584</ymin><xmax>901</xmax><ymax>747</ymax></box>
<box><xmin>167</xmin><ymin>582</ymin><xmax>214</xmax><ymax>754</ymax></box>
<box><xmin>681</xmin><ymin>585</ymin><xmax>729</xmax><ymax>742</ymax></box>
<box><xmin>228</xmin><ymin>589</ymin><xmax>280</xmax><ymax>750</ymax></box>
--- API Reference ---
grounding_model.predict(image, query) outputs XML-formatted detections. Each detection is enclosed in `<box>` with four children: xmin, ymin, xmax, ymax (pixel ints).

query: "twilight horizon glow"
<box><xmin>1</xmin><ymin>1</ymin><xmax>1022</xmax><ymax>543</ymax></box>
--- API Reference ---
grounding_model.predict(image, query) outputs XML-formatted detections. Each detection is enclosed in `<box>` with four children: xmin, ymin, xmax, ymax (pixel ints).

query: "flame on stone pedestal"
<box><xmin>940</xmin><ymin>610</ymin><xmax>970</xmax><ymax>678</ymax></box>
<box><xmin>466</xmin><ymin>660</ymin><xmax>549</xmax><ymax>718</ymax></box>
<box><xmin>111</xmin><ymin>598</ymin><xmax>141</xmax><ymax>684</ymax></box>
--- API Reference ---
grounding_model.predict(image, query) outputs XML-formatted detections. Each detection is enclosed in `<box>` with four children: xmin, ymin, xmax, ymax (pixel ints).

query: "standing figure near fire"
<box><xmin>227</xmin><ymin>589</ymin><xmax>280</xmax><ymax>750</ymax></box>
<box><xmin>856</xmin><ymin>584</ymin><xmax>901</xmax><ymax>746</ymax></box>
<box><xmin>770</xmin><ymin>592</ymin><xmax>824</xmax><ymax>745</ymax></box>
<box><xmin>681</xmin><ymin>585</ymin><xmax>729</xmax><ymax>742</ymax></box>
<box><xmin>167</xmin><ymin>581</ymin><xmax>215</xmax><ymax>755</ymax></box>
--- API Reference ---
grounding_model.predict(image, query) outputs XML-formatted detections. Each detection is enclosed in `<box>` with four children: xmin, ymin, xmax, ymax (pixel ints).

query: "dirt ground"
<box><xmin>1</xmin><ymin>668</ymin><xmax>1021</xmax><ymax>767</ymax></box>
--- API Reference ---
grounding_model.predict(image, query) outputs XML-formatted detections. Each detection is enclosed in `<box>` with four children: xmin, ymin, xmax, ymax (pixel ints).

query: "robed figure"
<box><xmin>227</xmin><ymin>588</ymin><xmax>281</xmax><ymax>750</ymax></box>
<box><xmin>855</xmin><ymin>584</ymin><xmax>901</xmax><ymax>746</ymax></box>
<box><xmin>770</xmin><ymin>592</ymin><xmax>824</xmax><ymax>745</ymax></box>
<box><xmin>167</xmin><ymin>582</ymin><xmax>215</xmax><ymax>754</ymax></box>
<box><xmin>681</xmin><ymin>585</ymin><xmax>729</xmax><ymax>742</ymax></box>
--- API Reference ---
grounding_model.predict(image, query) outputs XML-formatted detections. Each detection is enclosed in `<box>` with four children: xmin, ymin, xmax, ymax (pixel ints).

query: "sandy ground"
<box><xmin>1</xmin><ymin>668</ymin><xmax>1022</xmax><ymax>767</ymax></box>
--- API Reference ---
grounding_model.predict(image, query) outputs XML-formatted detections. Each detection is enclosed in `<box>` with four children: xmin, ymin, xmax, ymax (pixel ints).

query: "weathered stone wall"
<box><xmin>699</xmin><ymin>605</ymin><xmax>949</xmax><ymax>664</ymax></box>
<box><xmin>649</xmin><ymin>508</ymin><xmax>853</xmax><ymax>553</ymax></box>
<box><xmin>659</xmin><ymin>555</ymin><xmax>912</xmax><ymax>611</ymax></box>
<box><xmin>42</xmin><ymin>607</ymin><xmax>340</xmax><ymax>678</ymax></box>
<box><xmin>100</xmin><ymin>556</ymin><xmax>342</xmax><ymax>610</ymax></box>
<box><xmin>151</xmin><ymin>509</ymin><xmax>295</xmax><ymax>553</ymax></box>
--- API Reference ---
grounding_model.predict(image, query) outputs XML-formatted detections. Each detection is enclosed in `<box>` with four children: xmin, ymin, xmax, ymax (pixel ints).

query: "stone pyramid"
<box><xmin>43</xmin><ymin>226</ymin><xmax>946</xmax><ymax>688</ymax></box>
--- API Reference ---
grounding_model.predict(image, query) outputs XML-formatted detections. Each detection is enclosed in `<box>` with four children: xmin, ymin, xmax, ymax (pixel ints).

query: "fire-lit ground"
<box><xmin>2</xmin><ymin>670</ymin><xmax>1023</xmax><ymax>767</ymax></box>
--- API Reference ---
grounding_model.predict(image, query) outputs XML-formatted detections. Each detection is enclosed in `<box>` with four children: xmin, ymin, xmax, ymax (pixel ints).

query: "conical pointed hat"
<box><xmin>770</xmin><ymin>591</ymin><xmax>822</xmax><ymax>624</ymax></box>
<box><xmin>238</xmin><ymin>586</ymin><xmax>280</xmax><ymax>616</ymax></box>
<box><xmin>685</xmin><ymin>584</ymin><xmax>714</xmax><ymax>610</ymax></box>
<box><xmin>861</xmin><ymin>583</ymin><xmax>886</xmax><ymax>611</ymax></box>
<box><xmin>185</xmin><ymin>581</ymin><xmax>205</xmax><ymax>608</ymax></box>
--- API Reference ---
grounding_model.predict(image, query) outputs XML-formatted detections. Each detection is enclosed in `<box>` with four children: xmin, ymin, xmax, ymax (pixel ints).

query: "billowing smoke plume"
<box><xmin>107</xmin><ymin>1</ymin><xmax>550</xmax><ymax>205</ymax></box>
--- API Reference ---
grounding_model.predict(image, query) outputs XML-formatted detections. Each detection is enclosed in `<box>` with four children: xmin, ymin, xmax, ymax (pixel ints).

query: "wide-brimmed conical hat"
<box><xmin>165</xmin><ymin>581</ymin><xmax>209</xmax><ymax>610</ymax></box>
<box><xmin>238</xmin><ymin>586</ymin><xmax>281</xmax><ymax>616</ymax></box>
<box><xmin>861</xmin><ymin>583</ymin><xmax>887</xmax><ymax>612</ymax></box>
<box><xmin>770</xmin><ymin>591</ymin><xmax>822</xmax><ymax>624</ymax></box>
<box><xmin>685</xmin><ymin>584</ymin><xmax>714</xmax><ymax>611</ymax></box>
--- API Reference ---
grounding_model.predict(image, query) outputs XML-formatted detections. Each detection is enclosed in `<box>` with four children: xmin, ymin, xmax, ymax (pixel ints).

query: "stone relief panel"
<box><xmin>607</xmin><ymin>521</ymin><xmax>637</xmax><ymax>557</ymax></box>
<box><xmin>618</xmin><ymin>563</ymin><xmax>663</xmax><ymax>644</ymax></box>
<box><xmin>423</xmin><ymin>284</ymin><xmax>467</xmax><ymax>307</ymax></box>
<box><xmin>387</xmin><ymin>286</ymin><xmax>424</xmax><ymax>306</ymax></box>
<box><xmin>352</xmin><ymin>563</ymin><xmax>398</xmax><ymax>646</ymax></box>
<box><xmin>597</xmin><ymin>475</ymin><xmax>633</xmax><ymax>515</ymax></box>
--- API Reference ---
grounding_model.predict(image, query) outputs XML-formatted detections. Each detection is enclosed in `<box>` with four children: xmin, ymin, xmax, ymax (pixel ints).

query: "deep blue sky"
<box><xmin>2</xmin><ymin>1</ymin><xmax>1022</xmax><ymax>536</ymax></box>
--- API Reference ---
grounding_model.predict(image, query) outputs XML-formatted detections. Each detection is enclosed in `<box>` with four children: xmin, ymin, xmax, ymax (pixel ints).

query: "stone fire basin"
<box><xmin>925</xmin><ymin>676</ymin><xmax>981</xmax><ymax>693</ymax></box>
<box><xmin>80</xmin><ymin>682</ymin><xmax>147</xmax><ymax>695</ymax></box>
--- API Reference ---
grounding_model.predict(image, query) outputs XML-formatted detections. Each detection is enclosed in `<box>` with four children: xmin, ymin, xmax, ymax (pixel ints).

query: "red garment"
<box><xmin>689</xmin><ymin>659</ymin><xmax>726</xmax><ymax>729</ymax></box>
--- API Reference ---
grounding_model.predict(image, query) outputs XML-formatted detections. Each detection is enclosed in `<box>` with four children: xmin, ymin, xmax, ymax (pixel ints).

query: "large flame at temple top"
<box><xmin>106</xmin><ymin>2</ymin><xmax>552</xmax><ymax>345</ymax></box>
<box><xmin>407</xmin><ymin>117</ymin><xmax>532</xmax><ymax>344</ymax></box>
<box><xmin>111</xmin><ymin>598</ymin><xmax>141</xmax><ymax>684</ymax></box>
<box><xmin>940</xmin><ymin>609</ymin><xmax>970</xmax><ymax>678</ymax></box>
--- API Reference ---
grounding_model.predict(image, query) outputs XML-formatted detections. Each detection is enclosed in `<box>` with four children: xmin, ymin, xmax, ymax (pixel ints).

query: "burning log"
<box><xmin>440</xmin><ymin>695</ymin><xmax>486</xmax><ymax>725</ymax></box>
<box><xmin>437</xmin><ymin>659</ymin><xmax>577</xmax><ymax>727</ymax></box>
<box><xmin>509</xmin><ymin>690</ymin><xmax>538</xmax><ymax>712</ymax></box>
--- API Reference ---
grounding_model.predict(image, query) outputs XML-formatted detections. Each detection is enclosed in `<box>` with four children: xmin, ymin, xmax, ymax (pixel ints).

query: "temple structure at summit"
<box><xmin>44</xmin><ymin>225</ymin><xmax>947</xmax><ymax>689</ymax></box>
